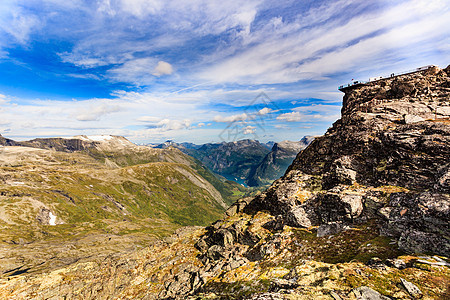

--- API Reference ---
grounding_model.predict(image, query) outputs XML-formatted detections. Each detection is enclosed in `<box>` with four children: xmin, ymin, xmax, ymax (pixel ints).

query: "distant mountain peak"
<box><xmin>73</xmin><ymin>135</ymin><xmax>136</xmax><ymax>148</ymax></box>
<box><xmin>247</xmin><ymin>137</ymin><xmax>314</xmax><ymax>186</ymax></box>
<box><xmin>75</xmin><ymin>135</ymin><xmax>115</xmax><ymax>141</ymax></box>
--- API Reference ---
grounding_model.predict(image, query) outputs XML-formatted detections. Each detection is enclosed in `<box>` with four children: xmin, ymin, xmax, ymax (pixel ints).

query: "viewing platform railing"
<box><xmin>338</xmin><ymin>65</ymin><xmax>437</xmax><ymax>91</ymax></box>
<box><xmin>338</xmin><ymin>81</ymin><xmax>367</xmax><ymax>90</ymax></box>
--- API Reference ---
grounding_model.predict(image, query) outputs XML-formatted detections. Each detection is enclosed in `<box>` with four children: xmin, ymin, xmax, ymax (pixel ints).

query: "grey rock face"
<box><xmin>352</xmin><ymin>286</ymin><xmax>390</xmax><ymax>300</ymax></box>
<box><xmin>398</xmin><ymin>230</ymin><xmax>449</xmax><ymax>256</ymax></box>
<box><xmin>317</xmin><ymin>222</ymin><xmax>344</xmax><ymax>237</ymax></box>
<box><xmin>248</xmin><ymin>292</ymin><xmax>286</xmax><ymax>300</ymax></box>
<box><xmin>188</xmin><ymin>67</ymin><xmax>450</xmax><ymax>299</ymax></box>
<box><xmin>286</xmin><ymin>206</ymin><xmax>313</xmax><ymax>228</ymax></box>
<box><xmin>400</xmin><ymin>278</ymin><xmax>423</xmax><ymax>298</ymax></box>
<box><xmin>36</xmin><ymin>207</ymin><xmax>53</xmax><ymax>225</ymax></box>
<box><xmin>381</xmin><ymin>192</ymin><xmax>450</xmax><ymax>255</ymax></box>
<box><xmin>0</xmin><ymin>134</ymin><xmax>18</xmax><ymax>146</ymax></box>
<box><xmin>384</xmin><ymin>258</ymin><xmax>408</xmax><ymax>269</ymax></box>
<box><xmin>160</xmin><ymin>269</ymin><xmax>204</xmax><ymax>299</ymax></box>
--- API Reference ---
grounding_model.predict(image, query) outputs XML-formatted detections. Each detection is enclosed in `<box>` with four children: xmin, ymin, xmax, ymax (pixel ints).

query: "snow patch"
<box><xmin>49</xmin><ymin>211</ymin><xmax>57</xmax><ymax>226</ymax></box>
<box><xmin>72</xmin><ymin>135</ymin><xmax>114</xmax><ymax>142</ymax></box>
<box><xmin>85</xmin><ymin>135</ymin><xmax>114</xmax><ymax>141</ymax></box>
<box><xmin>11</xmin><ymin>181</ymin><xmax>25</xmax><ymax>186</ymax></box>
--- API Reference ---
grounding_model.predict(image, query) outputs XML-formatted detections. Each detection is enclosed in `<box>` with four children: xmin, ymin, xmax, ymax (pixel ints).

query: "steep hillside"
<box><xmin>1</xmin><ymin>66</ymin><xmax>449</xmax><ymax>299</ymax></box>
<box><xmin>0</xmin><ymin>135</ymin><xmax>245</xmax><ymax>278</ymax></box>
<box><xmin>156</xmin><ymin>138</ymin><xmax>314</xmax><ymax>187</ymax></box>
<box><xmin>0</xmin><ymin>135</ymin><xmax>18</xmax><ymax>146</ymax></box>
<box><xmin>247</xmin><ymin>136</ymin><xmax>315</xmax><ymax>187</ymax></box>
<box><xmin>184</xmin><ymin>139</ymin><xmax>271</xmax><ymax>183</ymax></box>
<box><xmin>152</xmin><ymin>140</ymin><xmax>201</xmax><ymax>150</ymax></box>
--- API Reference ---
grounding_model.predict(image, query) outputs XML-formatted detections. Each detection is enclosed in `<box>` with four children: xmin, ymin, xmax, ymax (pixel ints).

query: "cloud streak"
<box><xmin>277</xmin><ymin>112</ymin><xmax>302</xmax><ymax>122</ymax></box>
<box><xmin>75</xmin><ymin>103</ymin><xmax>123</xmax><ymax>121</ymax></box>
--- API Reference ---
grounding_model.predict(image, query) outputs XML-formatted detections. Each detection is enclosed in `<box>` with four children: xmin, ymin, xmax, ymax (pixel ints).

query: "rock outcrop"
<box><xmin>243</xmin><ymin>65</ymin><xmax>450</xmax><ymax>256</ymax></box>
<box><xmin>186</xmin><ymin>65</ymin><xmax>450</xmax><ymax>298</ymax></box>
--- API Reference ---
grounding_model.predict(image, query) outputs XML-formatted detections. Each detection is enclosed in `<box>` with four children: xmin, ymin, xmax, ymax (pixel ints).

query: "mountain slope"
<box><xmin>244</xmin><ymin>65</ymin><xmax>449</xmax><ymax>254</ymax></box>
<box><xmin>190</xmin><ymin>65</ymin><xmax>450</xmax><ymax>298</ymax></box>
<box><xmin>0</xmin><ymin>135</ymin><xmax>245</xmax><ymax>277</ymax></box>
<box><xmin>183</xmin><ymin>139</ymin><xmax>271</xmax><ymax>183</ymax></box>
<box><xmin>247</xmin><ymin>137</ymin><xmax>315</xmax><ymax>186</ymax></box>
<box><xmin>156</xmin><ymin>138</ymin><xmax>314</xmax><ymax>187</ymax></box>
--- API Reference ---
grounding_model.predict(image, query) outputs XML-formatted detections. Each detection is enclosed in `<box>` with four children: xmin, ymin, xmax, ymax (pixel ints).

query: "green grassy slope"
<box><xmin>0</xmin><ymin>141</ymin><xmax>246</xmax><ymax>276</ymax></box>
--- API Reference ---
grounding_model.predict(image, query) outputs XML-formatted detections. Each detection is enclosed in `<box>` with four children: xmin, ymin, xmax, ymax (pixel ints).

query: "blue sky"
<box><xmin>0</xmin><ymin>0</ymin><xmax>449</xmax><ymax>144</ymax></box>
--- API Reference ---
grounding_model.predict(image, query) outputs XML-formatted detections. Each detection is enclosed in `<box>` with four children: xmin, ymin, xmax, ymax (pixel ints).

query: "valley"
<box><xmin>151</xmin><ymin>137</ymin><xmax>314</xmax><ymax>188</ymax></box>
<box><xmin>0</xmin><ymin>136</ymin><xmax>245</xmax><ymax>277</ymax></box>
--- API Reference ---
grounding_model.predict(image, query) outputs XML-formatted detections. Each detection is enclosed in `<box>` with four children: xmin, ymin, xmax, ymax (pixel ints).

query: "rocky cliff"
<box><xmin>1</xmin><ymin>66</ymin><xmax>449</xmax><ymax>299</ymax></box>
<box><xmin>185</xmin><ymin>65</ymin><xmax>449</xmax><ymax>299</ymax></box>
<box><xmin>245</xmin><ymin>65</ymin><xmax>449</xmax><ymax>255</ymax></box>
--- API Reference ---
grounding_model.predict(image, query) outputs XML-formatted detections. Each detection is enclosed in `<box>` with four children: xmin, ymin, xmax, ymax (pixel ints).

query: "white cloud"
<box><xmin>277</xmin><ymin>112</ymin><xmax>302</xmax><ymax>122</ymax></box>
<box><xmin>0</xmin><ymin>86</ymin><xmax>338</xmax><ymax>144</ymax></box>
<box><xmin>242</xmin><ymin>125</ymin><xmax>256</xmax><ymax>134</ymax></box>
<box><xmin>196</xmin><ymin>0</ymin><xmax>450</xmax><ymax>85</ymax></box>
<box><xmin>108</xmin><ymin>59</ymin><xmax>173</xmax><ymax>83</ymax></box>
<box><xmin>293</xmin><ymin>104</ymin><xmax>341</xmax><ymax>114</ymax></box>
<box><xmin>119</xmin><ymin>0</ymin><xmax>163</xmax><ymax>17</ymax></box>
<box><xmin>137</xmin><ymin>116</ymin><xmax>161</xmax><ymax>122</ymax></box>
<box><xmin>157</xmin><ymin>118</ymin><xmax>191</xmax><ymax>131</ymax></box>
<box><xmin>67</xmin><ymin>73</ymin><xmax>101</xmax><ymax>80</ymax></box>
<box><xmin>152</xmin><ymin>61</ymin><xmax>173</xmax><ymax>76</ymax></box>
<box><xmin>0</xmin><ymin>94</ymin><xmax>9</xmax><ymax>106</ymax></box>
<box><xmin>257</xmin><ymin>107</ymin><xmax>271</xmax><ymax>115</ymax></box>
<box><xmin>213</xmin><ymin>113</ymin><xmax>248</xmax><ymax>123</ymax></box>
<box><xmin>298</xmin><ymin>9</ymin><xmax>450</xmax><ymax>76</ymax></box>
<box><xmin>109</xmin><ymin>58</ymin><xmax>156</xmax><ymax>84</ymax></box>
<box><xmin>43</xmin><ymin>0</ymin><xmax>263</xmax><ymax>85</ymax></box>
<box><xmin>59</xmin><ymin>54</ymin><xmax>110</xmax><ymax>68</ymax></box>
<box><xmin>0</xmin><ymin>4</ymin><xmax>41</xmax><ymax>44</ymax></box>
<box><xmin>75</xmin><ymin>103</ymin><xmax>123</xmax><ymax>121</ymax></box>
<box><xmin>274</xmin><ymin>124</ymin><xmax>289</xmax><ymax>130</ymax></box>
<box><xmin>290</xmin><ymin>104</ymin><xmax>342</xmax><ymax>122</ymax></box>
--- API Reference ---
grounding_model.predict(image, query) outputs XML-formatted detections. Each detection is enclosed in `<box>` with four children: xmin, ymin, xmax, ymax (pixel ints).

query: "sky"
<box><xmin>0</xmin><ymin>0</ymin><xmax>449</xmax><ymax>144</ymax></box>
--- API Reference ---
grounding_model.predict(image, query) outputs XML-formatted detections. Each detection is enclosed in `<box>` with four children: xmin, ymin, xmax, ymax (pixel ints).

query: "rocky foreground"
<box><xmin>1</xmin><ymin>66</ymin><xmax>449</xmax><ymax>299</ymax></box>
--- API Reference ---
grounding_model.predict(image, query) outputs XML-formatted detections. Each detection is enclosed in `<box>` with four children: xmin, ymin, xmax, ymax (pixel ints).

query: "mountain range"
<box><xmin>247</xmin><ymin>136</ymin><xmax>315</xmax><ymax>186</ymax></box>
<box><xmin>149</xmin><ymin>138</ymin><xmax>314</xmax><ymax>187</ymax></box>
<box><xmin>0</xmin><ymin>65</ymin><xmax>449</xmax><ymax>299</ymax></box>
